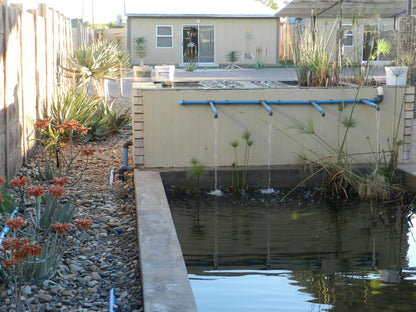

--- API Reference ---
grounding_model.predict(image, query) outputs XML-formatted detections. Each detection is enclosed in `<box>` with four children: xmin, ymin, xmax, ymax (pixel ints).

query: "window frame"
<box><xmin>340</xmin><ymin>24</ymin><xmax>354</xmax><ymax>47</ymax></box>
<box><xmin>156</xmin><ymin>25</ymin><xmax>173</xmax><ymax>49</ymax></box>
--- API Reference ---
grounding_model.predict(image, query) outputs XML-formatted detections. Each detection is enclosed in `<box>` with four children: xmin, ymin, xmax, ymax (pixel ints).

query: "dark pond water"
<box><xmin>166</xmin><ymin>187</ymin><xmax>416</xmax><ymax>312</ymax></box>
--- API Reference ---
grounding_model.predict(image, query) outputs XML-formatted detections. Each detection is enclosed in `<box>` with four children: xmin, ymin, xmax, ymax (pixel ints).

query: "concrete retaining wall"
<box><xmin>132</xmin><ymin>85</ymin><xmax>414</xmax><ymax>169</ymax></box>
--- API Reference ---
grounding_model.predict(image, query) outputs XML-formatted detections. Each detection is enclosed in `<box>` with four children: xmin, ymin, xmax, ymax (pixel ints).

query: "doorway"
<box><xmin>183</xmin><ymin>25</ymin><xmax>215</xmax><ymax>64</ymax></box>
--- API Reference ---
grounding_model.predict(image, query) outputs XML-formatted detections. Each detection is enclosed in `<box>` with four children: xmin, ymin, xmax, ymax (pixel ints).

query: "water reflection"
<box><xmin>167</xmin><ymin>188</ymin><xmax>416</xmax><ymax>312</ymax></box>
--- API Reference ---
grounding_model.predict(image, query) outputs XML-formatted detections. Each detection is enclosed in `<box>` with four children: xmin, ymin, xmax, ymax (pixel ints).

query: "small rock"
<box><xmin>91</xmin><ymin>272</ymin><xmax>102</xmax><ymax>281</ymax></box>
<box><xmin>37</xmin><ymin>294</ymin><xmax>53</xmax><ymax>303</ymax></box>
<box><xmin>62</xmin><ymin>290</ymin><xmax>73</xmax><ymax>296</ymax></box>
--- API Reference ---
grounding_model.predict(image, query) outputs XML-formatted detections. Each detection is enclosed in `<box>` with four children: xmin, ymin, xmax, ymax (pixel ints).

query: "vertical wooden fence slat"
<box><xmin>0</xmin><ymin>1</ymin><xmax>7</xmax><ymax>177</ymax></box>
<box><xmin>0</xmin><ymin>3</ymin><xmax>84</xmax><ymax>178</ymax></box>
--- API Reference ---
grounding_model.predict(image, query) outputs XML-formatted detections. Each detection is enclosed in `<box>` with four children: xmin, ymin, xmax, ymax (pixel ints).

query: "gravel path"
<box><xmin>0</xmin><ymin>93</ymin><xmax>143</xmax><ymax>311</ymax></box>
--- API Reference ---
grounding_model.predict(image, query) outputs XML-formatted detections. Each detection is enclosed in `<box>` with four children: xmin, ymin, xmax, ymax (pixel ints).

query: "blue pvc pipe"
<box><xmin>260</xmin><ymin>101</ymin><xmax>273</xmax><ymax>116</ymax></box>
<box><xmin>0</xmin><ymin>208</ymin><xmax>19</xmax><ymax>245</ymax></box>
<box><xmin>209</xmin><ymin>101</ymin><xmax>218</xmax><ymax>118</ymax></box>
<box><xmin>109</xmin><ymin>288</ymin><xmax>116</xmax><ymax>312</ymax></box>
<box><xmin>180</xmin><ymin>90</ymin><xmax>383</xmax><ymax>118</ymax></box>
<box><xmin>310</xmin><ymin>101</ymin><xmax>325</xmax><ymax>117</ymax></box>
<box><xmin>362</xmin><ymin>99</ymin><xmax>380</xmax><ymax>111</ymax></box>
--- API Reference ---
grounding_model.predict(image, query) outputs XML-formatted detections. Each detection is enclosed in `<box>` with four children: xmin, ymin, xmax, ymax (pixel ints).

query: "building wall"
<box><xmin>96</xmin><ymin>28</ymin><xmax>127</xmax><ymax>50</ymax></box>
<box><xmin>132</xmin><ymin>85</ymin><xmax>413</xmax><ymax>168</ymax></box>
<box><xmin>128</xmin><ymin>16</ymin><xmax>279</xmax><ymax>66</ymax></box>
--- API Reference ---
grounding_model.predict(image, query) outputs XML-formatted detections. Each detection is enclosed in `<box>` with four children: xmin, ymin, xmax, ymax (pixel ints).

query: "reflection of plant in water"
<box><xmin>230</xmin><ymin>132</ymin><xmax>254</xmax><ymax>191</ymax></box>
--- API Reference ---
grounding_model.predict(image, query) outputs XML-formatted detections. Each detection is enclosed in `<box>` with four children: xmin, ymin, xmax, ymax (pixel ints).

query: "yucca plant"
<box><xmin>134</xmin><ymin>36</ymin><xmax>147</xmax><ymax>66</ymax></box>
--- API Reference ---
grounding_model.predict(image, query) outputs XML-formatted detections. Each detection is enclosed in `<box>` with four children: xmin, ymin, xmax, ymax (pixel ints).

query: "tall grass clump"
<box><xmin>293</xmin><ymin>21</ymin><xmax>339</xmax><ymax>87</ymax></box>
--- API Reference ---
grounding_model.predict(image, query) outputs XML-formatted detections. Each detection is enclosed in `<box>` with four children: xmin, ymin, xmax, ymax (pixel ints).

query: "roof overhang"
<box><xmin>275</xmin><ymin>0</ymin><xmax>410</xmax><ymax>18</ymax></box>
<box><xmin>126</xmin><ymin>14</ymin><xmax>278</xmax><ymax>19</ymax></box>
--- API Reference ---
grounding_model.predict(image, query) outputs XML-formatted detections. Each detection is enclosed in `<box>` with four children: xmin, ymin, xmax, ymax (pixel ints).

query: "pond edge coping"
<box><xmin>134</xmin><ymin>169</ymin><xmax>197</xmax><ymax>312</ymax></box>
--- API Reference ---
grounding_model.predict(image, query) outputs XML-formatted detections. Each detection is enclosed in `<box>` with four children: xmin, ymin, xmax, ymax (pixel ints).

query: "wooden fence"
<box><xmin>0</xmin><ymin>3</ymin><xmax>73</xmax><ymax>178</ymax></box>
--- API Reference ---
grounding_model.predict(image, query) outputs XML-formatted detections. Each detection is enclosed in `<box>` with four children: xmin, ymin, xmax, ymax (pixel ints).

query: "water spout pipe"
<box><xmin>260</xmin><ymin>101</ymin><xmax>273</xmax><ymax>116</ymax></box>
<box><xmin>310</xmin><ymin>101</ymin><xmax>325</xmax><ymax>117</ymax></box>
<box><xmin>362</xmin><ymin>99</ymin><xmax>380</xmax><ymax>111</ymax></box>
<box><xmin>0</xmin><ymin>208</ymin><xmax>19</xmax><ymax>245</ymax></box>
<box><xmin>209</xmin><ymin>101</ymin><xmax>218</xmax><ymax>118</ymax></box>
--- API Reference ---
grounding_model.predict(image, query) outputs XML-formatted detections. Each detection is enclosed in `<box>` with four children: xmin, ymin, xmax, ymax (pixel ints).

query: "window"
<box><xmin>363</xmin><ymin>24</ymin><xmax>394</xmax><ymax>62</ymax></box>
<box><xmin>156</xmin><ymin>25</ymin><xmax>173</xmax><ymax>48</ymax></box>
<box><xmin>340</xmin><ymin>25</ymin><xmax>353</xmax><ymax>47</ymax></box>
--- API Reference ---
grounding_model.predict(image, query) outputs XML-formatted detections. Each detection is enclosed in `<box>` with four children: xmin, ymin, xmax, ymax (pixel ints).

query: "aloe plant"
<box><xmin>63</xmin><ymin>40</ymin><xmax>131</xmax><ymax>100</ymax></box>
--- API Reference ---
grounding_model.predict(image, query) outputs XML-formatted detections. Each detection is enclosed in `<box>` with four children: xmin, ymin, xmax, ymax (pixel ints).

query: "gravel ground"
<box><xmin>0</xmin><ymin>94</ymin><xmax>143</xmax><ymax>311</ymax></box>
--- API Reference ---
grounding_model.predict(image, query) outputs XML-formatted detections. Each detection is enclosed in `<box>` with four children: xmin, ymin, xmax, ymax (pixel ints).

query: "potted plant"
<box><xmin>133</xmin><ymin>36</ymin><xmax>152</xmax><ymax>82</ymax></box>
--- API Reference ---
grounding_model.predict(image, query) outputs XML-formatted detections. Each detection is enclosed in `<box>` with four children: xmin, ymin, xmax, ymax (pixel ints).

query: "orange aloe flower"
<box><xmin>77</xmin><ymin>126</ymin><xmax>91</xmax><ymax>135</ymax></box>
<box><xmin>64</xmin><ymin>120</ymin><xmax>80</xmax><ymax>130</ymax></box>
<box><xmin>0</xmin><ymin>176</ymin><xmax>5</xmax><ymax>187</ymax></box>
<box><xmin>6</xmin><ymin>217</ymin><xmax>25</xmax><ymax>231</ymax></box>
<box><xmin>49</xmin><ymin>185</ymin><xmax>65</xmax><ymax>197</ymax></box>
<box><xmin>0</xmin><ymin>194</ymin><xmax>3</xmax><ymax>202</ymax></box>
<box><xmin>54</xmin><ymin>124</ymin><xmax>66</xmax><ymax>133</ymax></box>
<box><xmin>75</xmin><ymin>218</ymin><xmax>93</xmax><ymax>230</ymax></box>
<box><xmin>10</xmin><ymin>176</ymin><xmax>28</xmax><ymax>188</ymax></box>
<box><xmin>28</xmin><ymin>185</ymin><xmax>44</xmax><ymax>197</ymax></box>
<box><xmin>81</xmin><ymin>147</ymin><xmax>94</xmax><ymax>156</ymax></box>
<box><xmin>53</xmin><ymin>177</ymin><xmax>69</xmax><ymax>187</ymax></box>
<box><xmin>52</xmin><ymin>222</ymin><xmax>71</xmax><ymax>235</ymax></box>
<box><xmin>34</xmin><ymin>118</ymin><xmax>50</xmax><ymax>130</ymax></box>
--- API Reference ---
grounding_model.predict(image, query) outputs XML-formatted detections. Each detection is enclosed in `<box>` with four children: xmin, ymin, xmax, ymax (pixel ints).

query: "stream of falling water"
<box><xmin>209</xmin><ymin>118</ymin><xmax>223</xmax><ymax>196</ymax></box>
<box><xmin>375</xmin><ymin>109</ymin><xmax>380</xmax><ymax>173</ymax></box>
<box><xmin>261</xmin><ymin>115</ymin><xmax>274</xmax><ymax>194</ymax></box>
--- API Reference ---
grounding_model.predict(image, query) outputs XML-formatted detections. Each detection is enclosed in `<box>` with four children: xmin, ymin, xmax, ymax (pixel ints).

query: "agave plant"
<box><xmin>63</xmin><ymin>40</ymin><xmax>131</xmax><ymax>100</ymax></box>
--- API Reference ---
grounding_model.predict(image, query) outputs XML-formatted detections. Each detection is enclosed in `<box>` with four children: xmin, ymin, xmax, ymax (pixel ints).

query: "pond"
<box><xmin>166</xmin><ymin>187</ymin><xmax>416</xmax><ymax>312</ymax></box>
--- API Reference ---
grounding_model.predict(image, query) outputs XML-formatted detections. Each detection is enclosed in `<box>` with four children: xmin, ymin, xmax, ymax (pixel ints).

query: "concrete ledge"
<box><xmin>134</xmin><ymin>170</ymin><xmax>197</xmax><ymax>312</ymax></box>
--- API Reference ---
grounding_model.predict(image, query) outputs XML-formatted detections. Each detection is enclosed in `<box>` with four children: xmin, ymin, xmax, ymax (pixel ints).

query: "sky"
<box><xmin>10</xmin><ymin>0</ymin><xmax>125</xmax><ymax>24</ymax></box>
<box><xmin>10</xmin><ymin>0</ymin><xmax>288</xmax><ymax>24</ymax></box>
